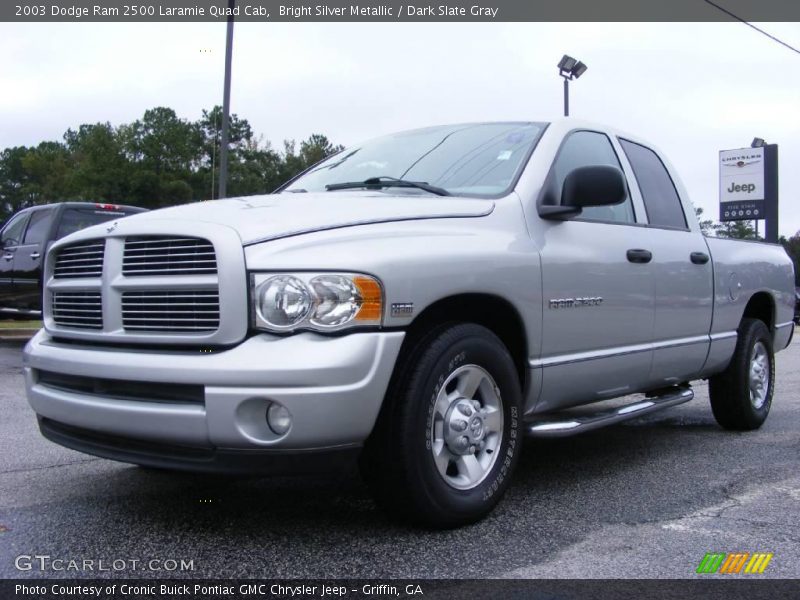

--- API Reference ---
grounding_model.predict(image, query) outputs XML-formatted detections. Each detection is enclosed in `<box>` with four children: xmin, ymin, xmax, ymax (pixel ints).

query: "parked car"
<box><xmin>23</xmin><ymin>121</ymin><xmax>795</xmax><ymax>527</ymax></box>
<box><xmin>795</xmin><ymin>287</ymin><xmax>800</xmax><ymax>324</ymax></box>
<box><xmin>0</xmin><ymin>202</ymin><xmax>146</xmax><ymax>317</ymax></box>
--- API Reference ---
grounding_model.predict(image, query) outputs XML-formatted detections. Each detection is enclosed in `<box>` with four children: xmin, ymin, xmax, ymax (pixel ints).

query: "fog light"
<box><xmin>267</xmin><ymin>403</ymin><xmax>292</xmax><ymax>435</ymax></box>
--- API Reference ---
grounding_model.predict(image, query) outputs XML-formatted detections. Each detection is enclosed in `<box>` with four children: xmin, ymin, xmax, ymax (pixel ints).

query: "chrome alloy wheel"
<box><xmin>429</xmin><ymin>364</ymin><xmax>504</xmax><ymax>490</ymax></box>
<box><xmin>749</xmin><ymin>341</ymin><xmax>770</xmax><ymax>409</ymax></box>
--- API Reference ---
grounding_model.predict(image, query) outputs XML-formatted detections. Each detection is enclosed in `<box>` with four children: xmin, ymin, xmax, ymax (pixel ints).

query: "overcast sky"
<box><xmin>1</xmin><ymin>21</ymin><xmax>799</xmax><ymax>236</ymax></box>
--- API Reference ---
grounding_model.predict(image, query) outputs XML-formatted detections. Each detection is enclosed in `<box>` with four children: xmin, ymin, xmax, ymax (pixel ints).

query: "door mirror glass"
<box><xmin>562</xmin><ymin>165</ymin><xmax>627</xmax><ymax>208</ymax></box>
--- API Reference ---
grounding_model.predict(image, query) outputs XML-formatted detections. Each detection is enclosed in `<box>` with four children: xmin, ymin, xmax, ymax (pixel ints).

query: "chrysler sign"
<box><xmin>719</xmin><ymin>147</ymin><xmax>765</xmax><ymax>221</ymax></box>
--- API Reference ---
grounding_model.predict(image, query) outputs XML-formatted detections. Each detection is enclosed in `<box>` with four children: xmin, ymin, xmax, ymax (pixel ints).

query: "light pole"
<box><xmin>218</xmin><ymin>0</ymin><xmax>236</xmax><ymax>199</ymax></box>
<box><xmin>751</xmin><ymin>137</ymin><xmax>765</xmax><ymax>238</ymax></box>
<box><xmin>557</xmin><ymin>55</ymin><xmax>587</xmax><ymax>117</ymax></box>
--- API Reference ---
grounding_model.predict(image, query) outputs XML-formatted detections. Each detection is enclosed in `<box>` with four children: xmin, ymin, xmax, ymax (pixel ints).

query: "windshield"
<box><xmin>283</xmin><ymin>122</ymin><xmax>547</xmax><ymax>198</ymax></box>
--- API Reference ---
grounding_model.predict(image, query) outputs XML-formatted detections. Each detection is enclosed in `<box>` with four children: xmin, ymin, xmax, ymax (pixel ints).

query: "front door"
<box><xmin>0</xmin><ymin>212</ymin><xmax>30</xmax><ymax>311</ymax></box>
<box><xmin>535</xmin><ymin>130</ymin><xmax>656</xmax><ymax>412</ymax></box>
<box><xmin>12</xmin><ymin>207</ymin><xmax>54</xmax><ymax>312</ymax></box>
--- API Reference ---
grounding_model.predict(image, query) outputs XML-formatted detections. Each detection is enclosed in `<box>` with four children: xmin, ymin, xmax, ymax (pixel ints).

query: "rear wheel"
<box><xmin>709</xmin><ymin>318</ymin><xmax>774</xmax><ymax>430</ymax></box>
<box><xmin>361</xmin><ymin>323</ymin><xmax>523</xmax><ymax>528</ymax></box>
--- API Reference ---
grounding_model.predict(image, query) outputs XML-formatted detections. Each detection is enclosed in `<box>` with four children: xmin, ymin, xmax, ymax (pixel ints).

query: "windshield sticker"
<box><xmin>497</xmin><ymin>150</ymin><xmax>513</xmax><ymax>161</ymax></box>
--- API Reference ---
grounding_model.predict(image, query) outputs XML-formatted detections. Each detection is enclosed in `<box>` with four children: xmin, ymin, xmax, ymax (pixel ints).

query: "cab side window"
<box><xmin>553</xmin><ymin>131</ymin><xmax>635</xmax><ymax>224</ymax></box>
<box><xmin>23</xmin><ymin>209</ymin><xmax>54</xmax><ymax>245</ymax></box>
<box><xmin>1</xmin><ymin>213</ymin><xmax>30</xmax><ymax>247</ymax></box>
<box><xmin>619</xmin><ymin>139</ymin><xmax>687</xmax><ymax>229</ymax></box>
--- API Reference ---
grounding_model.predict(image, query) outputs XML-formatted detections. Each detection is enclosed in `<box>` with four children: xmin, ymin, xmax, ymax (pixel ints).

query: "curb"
<box><xmin>0</xmin><ymin>329</ymin><xmax>39</xmax><ymax>343</ymax></box>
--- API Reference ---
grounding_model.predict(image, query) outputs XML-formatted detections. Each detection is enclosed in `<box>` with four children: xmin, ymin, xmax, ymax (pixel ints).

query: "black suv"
<box><xmin>795</xmin><ymin>287</ymin><xmax>800</xmax><ymax>325</ymax></box>
<box><xmin>0</xmin><ymin>202</ymin><xmax>146</xmax><ymax>317</ymax></box>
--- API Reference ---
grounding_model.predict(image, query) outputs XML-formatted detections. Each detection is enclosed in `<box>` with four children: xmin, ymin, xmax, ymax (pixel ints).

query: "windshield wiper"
<box><xmin>325</xmin><ymin>176</ymin><xmax>451</xmax><ymax>196</ymax></box>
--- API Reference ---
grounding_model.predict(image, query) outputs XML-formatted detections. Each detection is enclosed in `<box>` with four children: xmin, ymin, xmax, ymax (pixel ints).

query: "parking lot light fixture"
<box><xmin>571</xmin><ymin>61</ymin><xmax>588</xmax><ymax>79</ymax></box>
<box><xmin>558</xmin><ymin>54</ymin><xmax>588</xmax><ymax>117</ymax></box>
<box><xmin>557</xmin><ymin>55</ymin><xmax>577</xmax><ymax>73</ymax></box>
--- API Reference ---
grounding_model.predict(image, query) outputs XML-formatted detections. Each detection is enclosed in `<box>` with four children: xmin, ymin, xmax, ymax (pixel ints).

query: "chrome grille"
<box><xmin>121</xmin><ymin>291</ymin><xmax>220</xmax><ymax>332</ymax></box>
<box><xmin>123</xmin><ymin>237</ymin><xmax>217</xmax><ymax>276</ymax></box>
<box><xmin>51</xmin><ymin>291</ymin><xmax>103</xmax><ymax>329</ymax></box>
<box><xmin>44</xmin><ymin>226</ymin><xmax>246</xmax><ymax>345</ymax></box>
<box><xmin>53</xmin><ymin>240</ymin><xmax>105</xmax><ymax>279</ymax></box>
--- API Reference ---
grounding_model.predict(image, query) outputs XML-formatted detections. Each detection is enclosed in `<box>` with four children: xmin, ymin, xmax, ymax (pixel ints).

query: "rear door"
<box><xmin>617</xmin><ymin>138</ymin><xmax>713</xmax><ymax>385</ymax></box>
<box><xmin>12</xmin><ymin>207</ymin><xmax>56</xmax><ymax>312</ymax></box>
<box><xmin>0</xmin><ymin>212</ymin><xmax>30</xmax><ymax>310</ymax></box>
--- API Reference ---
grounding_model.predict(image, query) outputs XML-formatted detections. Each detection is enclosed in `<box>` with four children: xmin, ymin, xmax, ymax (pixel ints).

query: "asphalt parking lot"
<box><xmin>0</xmin><ymin>333</ymin><xmax>798</xmax><ymax>579</ymax></box>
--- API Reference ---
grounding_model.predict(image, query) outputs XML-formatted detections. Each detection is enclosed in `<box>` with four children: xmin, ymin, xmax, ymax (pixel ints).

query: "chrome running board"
<box><xmin>526</xmin><ymin>387</ymin><xmax>694</xmax><ymax>438</ymax></box>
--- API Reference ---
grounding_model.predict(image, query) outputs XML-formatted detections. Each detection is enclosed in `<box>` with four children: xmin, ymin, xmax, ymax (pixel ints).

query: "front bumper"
<box><xmin>36</xmin><ymin>417</ymin><xmax>363</xmax><ymax>475</ymax></box>
<box><xmin>24</xmin><ymin>329</ymin><xmax>405</xmax><ymax>470</ymax></box>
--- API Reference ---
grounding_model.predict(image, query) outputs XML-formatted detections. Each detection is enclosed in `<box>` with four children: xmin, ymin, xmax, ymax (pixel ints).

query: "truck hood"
<box><xmin>118</xmin><ymin>192</ymin><xmax>495</xmax><ymax>245</ymax></box>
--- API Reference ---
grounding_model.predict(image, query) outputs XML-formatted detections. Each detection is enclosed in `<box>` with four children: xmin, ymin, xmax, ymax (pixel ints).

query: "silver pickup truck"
<box><xmin>23</xmin><ymin>120</ymin><xmax>795</xmax><ymax>527</ymax></box>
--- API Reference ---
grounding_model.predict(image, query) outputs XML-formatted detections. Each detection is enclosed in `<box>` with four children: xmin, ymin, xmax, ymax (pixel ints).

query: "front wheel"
<box><xmin>709</xmin><ymin>318</ymin><xmax>775</xmax><ymax>430</ymax></box>
<box><xmin>361</xmin><ymin>323</ymin><xmax>523</xmax><ymax>528</ymax></box>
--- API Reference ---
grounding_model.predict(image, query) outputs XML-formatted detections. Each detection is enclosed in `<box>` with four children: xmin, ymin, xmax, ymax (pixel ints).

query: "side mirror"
<box><xmin>562</xmin><ymin>165</ymin><xmax>627</xmax><ymax>208</ymax></box>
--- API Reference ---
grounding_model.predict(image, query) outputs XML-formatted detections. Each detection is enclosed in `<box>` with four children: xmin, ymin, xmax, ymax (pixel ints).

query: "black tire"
<box><xmin>709</xmin><ymin>318</ymin><xmax>774</xmax><ymax>431</ymax></box>
<box><xmin>361</xmin><ymin>323</ymin><xmax>523</xmax><ymax>528</ymax></box>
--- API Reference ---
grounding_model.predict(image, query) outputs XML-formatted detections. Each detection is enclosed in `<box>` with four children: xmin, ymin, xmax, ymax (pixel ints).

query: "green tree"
<box><xmin>299</xmin><ymin>134</ymin><xmax>343</xmax><ymax>167</ymax></box>
<box><xmin>194</xmin><ymin>106</ymin><xmax>256</xmax><ymax>199</ymax></box>
<box><xmin>694</xmin><ymin>206</ymin><xmax>716</xmax><ymax>236</ymax></box>
<box><xmin>780</xmin><ymin>233</ymin><xmax>800</xmax><ymax>286</ymax></box>
<box><xmin>0</xmin><ymin>106</ymin><xmax>344</xmax><ymax>216</ymax></box>
<box><xmin>279</xmin><ymin>134</ymin><xmax>344</xmax><ymax>185</ymax></box>
<box><xmin>225</xmin><ymin>137</ymin><xmax>285</xmax><ymax>198</ymax></box>
<box><xmin>715</xmin><ymin>220</ymin><xmax>760</xmax><ymax>240</ymax></box>
<box><xmin>121</xmin><ymin>107</ymin><xmax>203</xmax><ymax>207</ymax></box>
<box><xmin>0</xmin><ymin>147</ymin><xmax>33</xmax><ymax>220</ymax></box>
<box><xmin>695</xmin><ymin>206</ymin><xmax>763</xmax><ymax>241</ymax></box>
<box><xmin>20</xmin><ymin>142</ymin><xmax>71</xmax><ymax>206</ymax></box>
<box><xmin>127</xmin><ymin>107</ymin><xmax>201</xmax><ymax>173</ymax></box>
<box><xmin>64</xmin><ymin>123</ymin><xmax>130</xmax><ymax>202</ymax></box>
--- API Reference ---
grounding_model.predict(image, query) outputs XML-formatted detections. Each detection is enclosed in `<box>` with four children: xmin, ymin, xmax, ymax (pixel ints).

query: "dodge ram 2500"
<box><xmin>23</xmin><ymin>120</ymin><xmax>795</xmax><ymax>527</ymax></box>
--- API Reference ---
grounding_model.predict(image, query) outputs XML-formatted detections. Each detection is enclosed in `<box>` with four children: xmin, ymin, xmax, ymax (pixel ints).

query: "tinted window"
<box><xmin>284</xmin><ymin>122</ymin><xmax>546</xmax><ymax>198</ymax></box>
<box><xmin>619</xmin><ymin>139</ymin><xmax>687</xmax><ymax>229</ymax></box>
<box><xmin>551</xmin><ymin>131</ymin><xmax>634</xmax><ymax>224</ymax></box>
<box><xmin>1</xmin><ymin>213</ymin><xmax>29</xmax><ymax>247</ymax></box>
<box><xmin>23</xmin><ymin>209</ymin><xmax>54</xmax><ymax>244</ymax></box>
<box><xmin>56</xmin><ymin>208</ymin><xmax>135</xmax><ymax>239</ymax></box>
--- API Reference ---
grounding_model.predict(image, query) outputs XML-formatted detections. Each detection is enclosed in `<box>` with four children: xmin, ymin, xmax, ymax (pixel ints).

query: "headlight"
<box><xmin>255</xmin><ymin>275</ymin><xmax>313</xmax><ymax>330</ymax></box>
<box><xmin>251</xmin><ymin>272</ymin><xmax>383</xmax><ymax>333</ymax></box>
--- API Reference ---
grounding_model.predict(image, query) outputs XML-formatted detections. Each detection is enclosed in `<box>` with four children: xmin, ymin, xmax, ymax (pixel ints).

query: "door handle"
<box><xmin>690</xmin><ymin>252</ymin><xmax>709</xmax><ymax>265</ymax></box>
<box><xmin>626</xmin><ymin>249</ymin><xmax>652</xmax><ymax>264</ymax></box>
<box><xmin>30</xmin><ymin>252</ymin><xmax>41</xmax><ymax>259</ymax></box>
<box><xmin>3</xmin><ymin>254</ymin><xmax>12</xmax><ymax>261</ymax></box>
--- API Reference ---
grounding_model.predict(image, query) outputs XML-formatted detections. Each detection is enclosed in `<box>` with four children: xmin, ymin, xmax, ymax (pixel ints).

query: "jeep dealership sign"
<box><xmin>719</xmin><ymin>147</ymin><xmax>765</xmax><ymax>221</ymax></box>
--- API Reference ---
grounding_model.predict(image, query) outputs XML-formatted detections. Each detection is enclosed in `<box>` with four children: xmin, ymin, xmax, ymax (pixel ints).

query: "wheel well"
<box><xmin>742</xmin><ymin>292</ymin><xmax>775</xmax><ymax>332</ymax></box>
<box><xmin>399</xmin><ymin>294</ymin><xmax>528</xmax><ymax>389</ymax></box>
